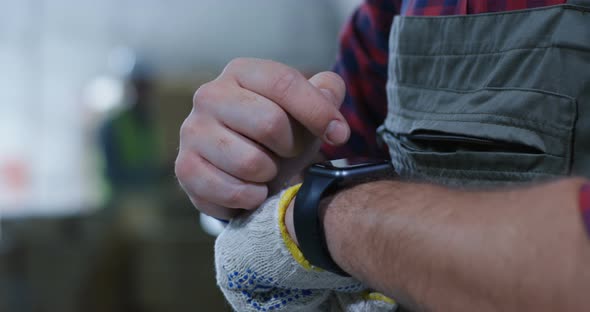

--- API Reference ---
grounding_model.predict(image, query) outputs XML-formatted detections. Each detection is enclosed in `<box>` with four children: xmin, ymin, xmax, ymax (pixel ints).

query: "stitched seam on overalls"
<box><xmin>392</xmin><ymin>45</ymin><xmax>551</xmax><ymax>57</ymax></box>
<box><xmin>394</xmin><ymin>146</ymin><xmax>563</xmax><ymax>158</ymax></box>
<box><xmin>392</xmin><ymin>84</ymin><xmax>575</xmax><ymax>101</ymax></box>
<box><xmin>388</xmin><ymin>85</ymin><xmax>575</xmax><ymax>131</ymax></box>
<box><xmin>390</xmin><ymin>159</ymin><xmax>564</xmax><ymax>176</ymax></box>
<box><xmin>393</xmin><ymin>45</ymin><xmax>590</xmax><ymax>57</ymax></box>
<box><xmin>390</xmin><ymin>111</ymin><xmax>569</xmax><ymax>139</ymax></box>
<box><xmin>409</xmin><ymin>171</ymin><xmax>560</xmax><ymax>181</ymax></box>
<box><xmin>391</xmin><ymin>106</ymin><xmax>571</xmax><ymax>135</ymax></box>
<box><xmin>397</xmin><ymin>4</ymin><xmax>584</xmax><ymax>20</ymax></box>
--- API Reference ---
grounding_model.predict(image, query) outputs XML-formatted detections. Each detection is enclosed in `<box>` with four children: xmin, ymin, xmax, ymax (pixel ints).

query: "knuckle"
<box><xmin>190</xmin><ymin>159</ymin><xmax>224</xmax><ymax>203</ymax></box>
<box><xmin>257</xmin><ymin>110</ymin><xmax>287</xmax><ymax>143</ymax></box>
<box><xmin>225</xmin><ymin>57</ymin><xmax>250</xmax><ymax>72</ymax></box>
<box><xmin>270</xmin><ymin>68</ymin><xmax>299</xmax><ymax>102</ymax></box>
<box><xmin>200</xmin><ymin>174</ymin><xmax>219</xmax><ymax>197</ymax></box>
<box><xmin>214</xmin><ymin>135</ymin><xmax>232</xmax><ymax>153</ymax></box>
<box><xmin>179</xmin><ymin>117</ymin><xmax>199</xmax><ymax>141</ymax></box>
<box><xmin>192</xmin><ymin>82</ymin><xmax>218</xmax><ymax>110</ymax></box>
<box><xmin>226</xmin><ymin>184</ymin><xmax>248</xmax><ymax>207</ymax></box>
<box><xmin>236</xmin><ymin>150</ymin><xmax>265</xmax><ymax>178</ymax></box>
<box><xmin>174</xmin><ymin>154</ymin><xmax>194</xmax><ymax>184</ymax></box>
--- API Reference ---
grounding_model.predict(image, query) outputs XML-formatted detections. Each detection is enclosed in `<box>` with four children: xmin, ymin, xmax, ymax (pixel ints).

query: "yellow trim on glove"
<box><xmin>278</xmin><ymin>184</ymin><xmax>322</xmax><ymax>272</ymax></box>
<box><xmin>362</xmin><ymin>291</ymin><xmax>396</xmax><ymax>304</ymax></box>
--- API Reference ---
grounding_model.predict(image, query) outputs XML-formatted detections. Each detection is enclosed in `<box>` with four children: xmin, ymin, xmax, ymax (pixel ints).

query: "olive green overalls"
<box><xmin>378</xmin><ymin>2</ymin><xmax>590</xmax><ymax>186</ymax></box>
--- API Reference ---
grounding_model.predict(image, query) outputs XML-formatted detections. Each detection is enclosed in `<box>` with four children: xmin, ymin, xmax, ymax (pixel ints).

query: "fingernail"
<box><xmin>324</xmin><ymin>120</ymin><xmax>349</xmax><ymax>145</ymax></box>
<box><xmin>320</xmin><ymin>88</ymin><xmax>337</xmax><ymax>105</ymax></box>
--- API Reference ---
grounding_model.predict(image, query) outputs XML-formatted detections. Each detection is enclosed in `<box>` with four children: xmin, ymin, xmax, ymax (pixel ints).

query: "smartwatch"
<box><xmin>293</xmin><ymin>157</ymin><xmax>395</xmax><ymax>276</ymax></box>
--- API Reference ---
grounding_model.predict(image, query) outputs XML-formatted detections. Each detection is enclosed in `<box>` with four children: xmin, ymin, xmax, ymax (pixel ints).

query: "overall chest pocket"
<box><xmin>379</xmin><ymin>86</ymin><xmax>576</xmax><ymax>186</ymax></box>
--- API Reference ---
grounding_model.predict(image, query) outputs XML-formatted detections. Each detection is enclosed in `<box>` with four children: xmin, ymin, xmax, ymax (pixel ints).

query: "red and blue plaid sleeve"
<box><xmin>580</xmin><ymin>183</ymin><xmax>590</xmax><ymax>239</ymax></box>
<box><xmin>321</xmin><ymin>0</ymin><xmax>401</xmax><ymax>160</ymax></box>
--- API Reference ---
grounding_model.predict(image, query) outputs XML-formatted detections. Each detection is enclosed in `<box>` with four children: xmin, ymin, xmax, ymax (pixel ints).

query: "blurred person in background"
<box><xmin>176</xmin><ymin>0</ymin><xmax>590</xmax><ymax>311</ymax></box>
<box><xmin>80</xmin><ymin>64</ymin><xmax>165</xmax><ymax>312</ymax></box>
<box><xmin>99</xmin><ymin>64</ymin><xmax>163</xmax><ymax>197</ymax></box>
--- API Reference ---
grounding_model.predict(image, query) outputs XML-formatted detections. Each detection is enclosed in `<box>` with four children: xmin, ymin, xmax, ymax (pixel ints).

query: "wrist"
<box><xmin>288</xmin><ymin>179</ymin><xmax>402</xmax><ymax>275</ymax></box>
<box><xmin>320</xmin><ymin>180</ymin><xmax>403</xmax><ymax>275</ymax></box>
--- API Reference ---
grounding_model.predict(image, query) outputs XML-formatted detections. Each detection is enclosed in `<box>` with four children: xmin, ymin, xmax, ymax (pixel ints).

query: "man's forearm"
<box><xmin>318</xmin><ymin>178</ymin><xmax>590</xmax><ymax>311</ymax></box>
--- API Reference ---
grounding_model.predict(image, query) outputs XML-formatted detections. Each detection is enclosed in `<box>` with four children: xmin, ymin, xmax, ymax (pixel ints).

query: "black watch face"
<box><xmin>310</xmin><ymin>157</ymin><xmax>392</xmax><ymax>179</ymax></box>
<box><xmin>315</xmin><ymin>157</ymin><xmax>390</xmax><ymax>169</ymax></box>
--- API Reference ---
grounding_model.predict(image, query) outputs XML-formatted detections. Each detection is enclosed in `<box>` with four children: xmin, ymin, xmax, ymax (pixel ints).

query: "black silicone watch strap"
<box><xmin>293</xmin><ymin>173</ymin><xmax>350</xmax><ymax>276</ymax></box>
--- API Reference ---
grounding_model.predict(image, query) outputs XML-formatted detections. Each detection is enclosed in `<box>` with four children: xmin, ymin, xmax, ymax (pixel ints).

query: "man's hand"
<box><xmin>175</xmin><ymin>58</ymin><xmax>349</xmax><ymax>219</ymax></box>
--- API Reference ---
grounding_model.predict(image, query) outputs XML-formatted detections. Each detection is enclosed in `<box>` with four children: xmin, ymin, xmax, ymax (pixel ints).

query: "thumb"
<box><xmin>308</xmin><ymin>71</ymin><xmax>347</xmax><ymax>110</ymax></box>
<box><xmin>267</xmin><ymin>72</ymin><xmax>349</xmax><ymax>195</ymax></box>
<box><xmin>308</xmin><ymin>72</ymin><xmax>350</xmax><ymax>145</ymax></box>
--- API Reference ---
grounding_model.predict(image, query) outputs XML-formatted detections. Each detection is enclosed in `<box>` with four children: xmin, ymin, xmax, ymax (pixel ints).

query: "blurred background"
<box><xmin>0</xmin><ymin>0</ymin><xmax>361</xmax><ymax>311</ymax></box>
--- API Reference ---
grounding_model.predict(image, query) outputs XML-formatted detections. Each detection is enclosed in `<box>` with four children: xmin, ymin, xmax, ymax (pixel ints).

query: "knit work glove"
<box><xmin>214</xmin><ymin>185</ymin><xmax>397</xmax><ymax>311</ymax></box>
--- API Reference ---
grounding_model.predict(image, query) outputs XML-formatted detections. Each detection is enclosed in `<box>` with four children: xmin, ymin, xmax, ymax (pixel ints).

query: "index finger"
<box><xmin>221</xmin><ymin>58</ymin><xmax>350</xmax><ymax>145</ymax></box>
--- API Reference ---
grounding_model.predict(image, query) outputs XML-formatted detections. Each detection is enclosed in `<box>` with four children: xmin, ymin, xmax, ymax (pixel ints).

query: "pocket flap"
<box><xmin>384</xmin><ymin>86</ymin><xmax>576</xmax><ymax>158</ymax></box>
